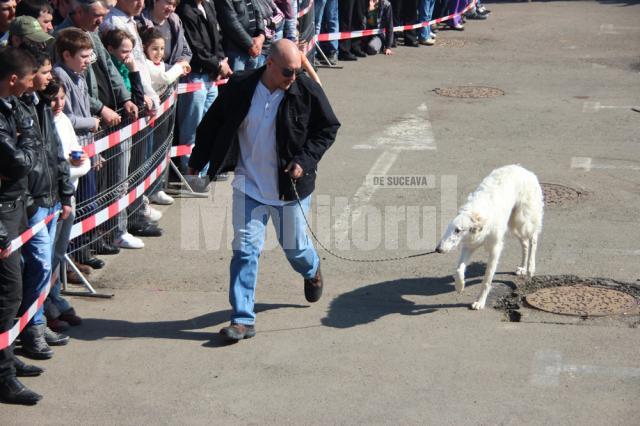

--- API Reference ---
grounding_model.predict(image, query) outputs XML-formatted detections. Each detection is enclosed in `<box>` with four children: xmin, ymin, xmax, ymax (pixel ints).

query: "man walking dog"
<box><xmin>189</xmin><ymin>39</ymin><xmax>340</xmax><ymax>342</ymax></box>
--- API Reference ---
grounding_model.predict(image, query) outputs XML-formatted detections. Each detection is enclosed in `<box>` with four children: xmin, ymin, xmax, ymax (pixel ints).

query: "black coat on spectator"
<box><xmin>17</xmin><ymin>94</ymin><xmax>74</xmax><ymax>211</ymax></box>
<box><xmin>215</xmin><ymin>0</ymin><xmax>265</xmax><ymax>55</ymax></box>
<box><xmin>190</xmin><ymin>67</ymin><xmax>341</xmax><ymax>201</ymax></box>
<box><xmin>177</xmin><ymin>0</ymin><xmax>225</xmax><ymax>76</ymax></box>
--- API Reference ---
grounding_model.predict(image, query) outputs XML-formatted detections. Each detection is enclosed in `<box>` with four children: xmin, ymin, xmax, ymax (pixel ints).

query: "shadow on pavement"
<box><xmin>68</xmin><ymin>303</ymin><xmax>308</xmax><ymax>347</ymax></box>
<box><xmin>321</xmin><ymin>262</ymin><xmax>515</xmax><ymax>329</ymax></box>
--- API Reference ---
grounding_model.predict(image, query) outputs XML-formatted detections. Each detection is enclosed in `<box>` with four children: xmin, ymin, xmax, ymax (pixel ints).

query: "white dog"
<box><xmin>436</xmin><ymin>165</ymin><xmax>544</xmax><ymax>310</ymax></box>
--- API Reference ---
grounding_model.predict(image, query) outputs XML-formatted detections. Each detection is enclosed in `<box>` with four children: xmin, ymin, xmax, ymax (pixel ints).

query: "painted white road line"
<box><xmin>336</xmin><ymin>104</ymin><xmax>437</xmax><ymax>243</ymax></box>
<box><xmin>571</xmin><ymin>157</ymin><xmax>640</xmax><ymax>172</ymax></box>
<box><xmin>582</xmin><ymin>102</ymin><xmax>638</xmax><ymax>112</ymax></box>
<box><xmin>599</xmin><ymin>24</ymin><xmax>640</xmax><ymax>34</ymax></box>
<box><xmin>333</xmin><ymin>151</ymin><xmax>399</xmax><ymax>243</ymax></box>
<box><xmin>531</xmin><ymin>350</ymin><xmax>640</xmax><ymax>387</ymax></box>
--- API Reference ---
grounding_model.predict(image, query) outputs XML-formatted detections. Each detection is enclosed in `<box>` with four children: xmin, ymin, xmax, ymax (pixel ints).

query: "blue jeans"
<box><xmin>20</xmin><ymin>203</ymin><xmax>60</xmax><ymax>326</ymax></box>
<box><xmin>45</xmin><ymin>206</ymin><xmax>74</xmax><ymax>318</ymax></box>
<box><xmin>177</xmin><ymin>73</ymin><xmax>219</xmax><ymax>172</ymax></box>
<box><xmin>315</xmin><ymin>0</ymin><xmax>339</xmax><ymax>54</ymax></box>
<box><xmin>227</xmin><ymin>49</ymin><xmax>261</xmax><ymax>72</ymax></box>
<box><xmin>419</xmin><ymin>0</ymin><xmax>436</xmax><ymax>40</ymax></box>
<box><xmin>229</xmin><ymin>189</ymin><xmax>320</xmax><ymax>325</ymax></box>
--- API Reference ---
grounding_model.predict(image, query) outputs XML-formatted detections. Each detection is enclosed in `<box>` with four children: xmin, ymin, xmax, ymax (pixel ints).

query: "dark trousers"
<box><xmin>0</xmin><ymin>199</ymin><xmax>27</xmax><ymax>379</ymax></box>
<box><xmin>400</xmin><ymin>0</ymin><xmax>420</xmax><ymax>44</ymax></box>
<box><xmin>339</xmin><ymin>0</ymin><xmax>367</xmax><ymax>54</ymax></box>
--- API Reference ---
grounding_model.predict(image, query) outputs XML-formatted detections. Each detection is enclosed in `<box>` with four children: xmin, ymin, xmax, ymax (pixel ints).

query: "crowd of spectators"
<box><xmin>0</xmin><ymin>0</ymin><xmax>489</xmax><ymax>405</ymax></box>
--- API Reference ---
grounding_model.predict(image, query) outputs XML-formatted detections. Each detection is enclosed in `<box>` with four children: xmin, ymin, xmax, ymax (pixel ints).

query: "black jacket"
<box><xmin>216</xmin><ymin>0</ymin><xmax>265</xmax><ymax>54</ymax></box>
<box><xmin>18</xmin><ymin>94</ymin><xmax>74</xmax><ymax>210</ymax></box>
<box><xmin>0</xmin><ymin>96</ymin><xmax>37</xmax><ymax>203</ymax></box>
<box><xmin>177</xmin><ymin>0</ymin><xmax>225</xmax><ymax>76</ymax></box>
<box><xmin>190</xmin><ymin>67</ymin><xmax>341</xmax><ymax>201</ymax></box>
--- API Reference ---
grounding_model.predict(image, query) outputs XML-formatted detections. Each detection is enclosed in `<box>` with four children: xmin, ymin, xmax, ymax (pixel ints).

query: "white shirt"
<box><xmin>54</xmin><ymin>113</ymin><xmax>91</xmax><ymax>189</ymax></box>
<box><xmin>232</xmin><ymin>81</ymin><xmax>285</xmax><ymax>206</ymax></box>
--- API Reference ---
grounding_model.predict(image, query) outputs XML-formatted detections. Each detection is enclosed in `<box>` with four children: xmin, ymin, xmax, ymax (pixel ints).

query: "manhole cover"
<box><xmin>435</xmin><ymin>39</ymin><xmax>466</xmax><ymax>48</ymax></box>
<box><xmin>541</xmin><ymin>183</ymin><xmax>583</xmax><ymax>206</ymax></box>
<box><xmin>525</xmin><ymin>285</ymin><xmax>638</xmax><ymax>317</ymax></box>
<box><xmin>434</xmin><ymin>86</ymin><xmax>504</xmax><ymax>98</ymax></box>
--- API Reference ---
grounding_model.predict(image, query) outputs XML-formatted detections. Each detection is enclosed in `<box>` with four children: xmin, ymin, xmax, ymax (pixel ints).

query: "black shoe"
<box><xmin>128</xmin><ymin>223</ymin><xmax>163</xmax><ymax>237</ymax></box>
<box><xmin>466</xmin><ymin>12</ymin><xmax>487</xmax><ymax>20</ymax></box>
<box><xmin>404</xmin><ymin>40</ymin><xmax>419</xmax><ymax>47</ymax></box>
<box><xmin>338</xmin><ymin>51</ymin><xmax>357</xmax><ymax>61</ymax></box>
<box><xmin>44</xmin><ymin>327</ymin><xmax>69</xmax><ymax>346</ymax></box>
<box><xmin>20</xmin><ymin>325</ymin><xmax>53</xmax><ymax>360</ymax></box>
<box><xmin>351</xmin><ymin>49</ymin><xmax>367</xmax><ymax>58</ymax></box>
<box><xmin>220</xmin><ymin>323</ymin><xmax>256</xmax><ymax>342</ymax></box>
<box><xmin>304</xmin><ymin>265</ymin><xmax>323</xmax><ymax>303</ymax></box>
<box><xmin>0</xmin><ymin>377</ymin><xmax>42</xmax><ymax>405</ymax></box>
<box><xmin>14</xmin><ymin>358</ymin><xmax>44</xmax><ymax>377</ymax></box>
<box><xmin>327</xmin><ymin>52</ymin><xmax>338</xmax><ymax>66</ymax></box>
<box><xmin>94</xmin><ymin>240</ymin><xmax>120</xmax><ymax>255</ymax></box>
<box><xmin>82</xmin><ymin>257</ymin><xmax>105</xmax><ymax>270</ymax></box>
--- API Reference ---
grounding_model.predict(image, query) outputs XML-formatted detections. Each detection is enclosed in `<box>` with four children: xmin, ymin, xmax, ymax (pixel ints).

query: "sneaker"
<box><xmin>114</xmin><ymin>232</ymin><xmax>144</xmax><ymax>249</ymax></box>
<box><xmin>148</xmin><ymin>190</ymin><xmax>174</xmax><ymax>205</ymax></box>
<box><xmin>418</xmin><ymin>37</ymin><xmax>435</xmax><ymax>46</ymax></box>
<box><xmin>143</xmin><ymin>204</ymin><xmax>162</xmax><ymax>222</ymax></box>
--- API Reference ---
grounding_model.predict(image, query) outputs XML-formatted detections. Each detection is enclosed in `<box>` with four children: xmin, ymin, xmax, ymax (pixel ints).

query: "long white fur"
<box><xmin>436</xmin><ymin>165</ymin><xmax>544</xmax><ymax>310</ymax></box>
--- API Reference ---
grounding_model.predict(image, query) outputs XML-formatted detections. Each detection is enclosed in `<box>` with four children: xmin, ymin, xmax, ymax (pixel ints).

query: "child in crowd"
<box><xmin>140</xmin><ymin>27</ymin><xmax>189</xmax><ymax>96</ymax></box>
<box><xmin>364</xmin><ymin>0</ymin><xmax>395</xmax><ymax>55</ymax></box>
<box><xmin>102</xmin><ymin>28</ymin><xmax>145</xmax><ymax>108</ymax></box>
<box><xmin>41</xmin><ymin>76</ymin><xmax>90</xmax><ymax>332</ymax></box>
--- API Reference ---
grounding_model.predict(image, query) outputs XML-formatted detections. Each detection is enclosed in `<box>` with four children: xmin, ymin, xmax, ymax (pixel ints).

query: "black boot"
<box><xmin>14</xmin><ymin>357</ymin><xmax>44</xmax><ymax>377</ymax></box>
<box><xmin>0</xmin><ymin>376</ymin><xmax>42</xmax><ymax>405</ymax></box>
<box><xmin>44</xmin><ymin>327</ymin><xmax>69</xmax><ymax>346</ymax></box>
<box><xmin>21</xmin><ymin>325</ymin><xmax>54</xmax><ymax>360</ymax></box>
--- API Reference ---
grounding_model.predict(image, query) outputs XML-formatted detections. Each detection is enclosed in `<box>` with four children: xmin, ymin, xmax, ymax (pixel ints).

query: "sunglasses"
<box><xmin>280</xmin><ymin>64</ymin><xmax>302</xmax><ymax>78</ymax></box>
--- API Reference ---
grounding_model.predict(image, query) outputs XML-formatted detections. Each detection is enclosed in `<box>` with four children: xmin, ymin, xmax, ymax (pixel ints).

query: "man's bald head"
<box><xmin>263</xmin><ymin>39</ymin><xmax>303</xmax><ymax>92</ymax></box>
<box><xmin>268</xmin><ymin>39</ymin><xmax>301</xmax><ymax>65</ymax></box>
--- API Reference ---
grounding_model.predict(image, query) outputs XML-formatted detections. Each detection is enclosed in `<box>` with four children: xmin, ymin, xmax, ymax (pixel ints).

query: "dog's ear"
<box><xmin>469</xmin><ymin>212</ymin><xmax>485</xmax><ymax>233</ymax></box>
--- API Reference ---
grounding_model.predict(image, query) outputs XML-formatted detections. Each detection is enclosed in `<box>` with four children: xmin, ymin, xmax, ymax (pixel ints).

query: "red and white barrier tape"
<box><xmin>297</xmin><ymin>0</ymin><xmax>313</xmax><ymax>18</ymax></box>
<box><xmin>316</xmin><ymin>0</ymin><xmax>476</xmax><ymax>42</ymax></box>
<box><xmin>69</xmin><ymin>156</ymin><xmax>169</xmax><ymax>240</ymax></box>
<box><xmin>5</xmin><ymin>211</ymin><xmax>60</xmax><ymax>256</ymax></box>
<box><xmin>0</xmin><ymin>281</ymin><xmax>51</xmax><ymax>351</ymax></box>
<box><xmin>170</xmin><ymin>145</ymin><xmax>193</xmax><ymax>158</ymax></box>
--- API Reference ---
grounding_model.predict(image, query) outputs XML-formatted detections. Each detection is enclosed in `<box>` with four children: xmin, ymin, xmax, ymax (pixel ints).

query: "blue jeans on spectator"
<box><xmin>177</xmin><ymin>73</ymin><xmax>219</xmax><ymax>173</ymax></box>
<box><xmin>315</xmin><ymin>0</ymin><xmax>339</xmax><ymax>54</ymax></box>
<box><xmin>229</xmin><ymin>189</ymin><xmax>320</xmax><ymax>325</ymax></box>
<box><xmin>419</xmin><ymin>0</ymin><xmax>436</xmax><ymax>41</ymax></box>
<box><xmin>227</xmin><ymin>49</ymin><xmax>261</xmax><ymax>72</ymax></box>
<box><xmin>20</xmin><ymin>203</ymin><xmax>60</xmax><ymax>326</ymax></box>
<box><xmin>45</xmin><ymin>205</ymin><xmax>75</xmax><ymax>318</ymax></box>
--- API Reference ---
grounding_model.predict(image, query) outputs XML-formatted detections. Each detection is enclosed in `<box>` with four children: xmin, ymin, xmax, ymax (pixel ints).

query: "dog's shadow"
<box><xmin>321</xmin><ymin>262</ymin><xmax>515</xmax><ymax>329</ymax></box>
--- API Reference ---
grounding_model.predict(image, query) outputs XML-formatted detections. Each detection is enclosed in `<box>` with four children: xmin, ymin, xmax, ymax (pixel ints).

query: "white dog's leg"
<box><xmin>527</xmin><ymin>235</ymin><xmax>538</xmax><ymax>277</ymax></box>
<box><xmin>516</xmin><ymin>238</ymin><xmax>530</xmax><ymax>276</ymax></box>
<box><xmin>455</xmin><ymin>246</ymin><xmax>473</xmax><ymax>293</ymax></box>
<box><xmin>471</xmin><ymin>242</ymin><xmax>503</xmax><ymax>310</ymax></box>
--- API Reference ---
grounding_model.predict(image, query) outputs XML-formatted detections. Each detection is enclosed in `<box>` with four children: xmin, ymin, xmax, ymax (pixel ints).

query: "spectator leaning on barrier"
<box><xmin>215</xmin><ymin>0</ymin><xmax>266</xmax><ymax>72</ymax></box>
<box><xmin>313</xmin><ymin>0</ymin><xmax>339</xmax><ymax>66</ymax></box>
<box><xmin>103</xmin><ymin>28</ymin><xmax>145</xmax><ymax>107</ymax></box>
<box><xmin>176</xmin><ymin>0</ymin><xmax>231</xmax><ymax>175</ymax></box>
<box><xmin>0</xmin><ymin>47</ymin><xmax>44</xmax><ymax>406</ymax></box>
<box><xmin>40</xmin><ymin>77</ymin><xmax>89</xmax><ymax>333</ymax></box>
<box><xmin>16</xmin><ymin>44</ymin><xmax>74</xmax><ymax>360</ymax></box>
<box><xmin>189</xmin><ymin>39</ymin><xmax>340</xmax><ymax>342</ymax></box>
<box><xmin>0</xmin><ymin>0</ymin><xmax>16</xmax><ymax>47</ymax></box>
<box><xmin>141</xmin><ymin>27</ymin><xmax>190</xmax><ymax>95</ymax></box>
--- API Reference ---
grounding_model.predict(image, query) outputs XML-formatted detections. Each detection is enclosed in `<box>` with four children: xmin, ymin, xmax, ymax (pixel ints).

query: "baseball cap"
<box><xmin>9</xmin><ymin>16</ymin><xmax>53</xmax><ymax>44</ymax></box>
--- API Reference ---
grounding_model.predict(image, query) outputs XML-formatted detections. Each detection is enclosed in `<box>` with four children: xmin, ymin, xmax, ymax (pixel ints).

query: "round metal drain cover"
<box><xmin>526</xmin><ymin>285</ymin><xmax>638</xmax><ymax>317</ymax></box>
<box><xmin>435</xmin><ymin>39</ymin><xmax>466</xmax><ymax>48</ymax></box>
<box><xmin>434</xmin><ymin>86</ymin><xmax>504</xmax><ymax>98</ymax></box>
<box><xmin>541</xmin><ymin>183</ymin><xmax>583</xmax><ymax>206</ymax></box>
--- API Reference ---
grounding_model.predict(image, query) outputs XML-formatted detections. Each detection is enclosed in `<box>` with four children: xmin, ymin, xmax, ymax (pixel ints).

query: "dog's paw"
<box><xmin>516</xmin><ymin>267</ymin><xmax>526</xmax><ymax>276</ymax></box>
<box><xmin>471</xmin><ymin>301</ymin><xmax>486</xmax><ymax>310</ymax></box>
<box><xmin>526</xmin><ymin>269</ymin><xmax>535</xmax><ymax>278</ymax></box>
<box><xmin>454</xmin><ymin>278</ymin><xmax>465</xmax><ymax>293</ymax></box>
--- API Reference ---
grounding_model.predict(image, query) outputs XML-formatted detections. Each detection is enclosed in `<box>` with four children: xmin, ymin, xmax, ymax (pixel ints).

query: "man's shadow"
<box><xmin>66</xmin><ymin>303</ymin><xmax>307</xmax><ymax>347</ymax></box>
<box><xmin>321</xmin><ymin>262</ymin><xmax>515</xmax><ymax>329</ymax></box>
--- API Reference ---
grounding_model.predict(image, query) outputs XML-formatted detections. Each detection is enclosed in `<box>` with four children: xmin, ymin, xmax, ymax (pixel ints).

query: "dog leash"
<box><xmin>290</xmin><ymin>177</ymin><xmax>437</xmax><ymax>263</ymax></box>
